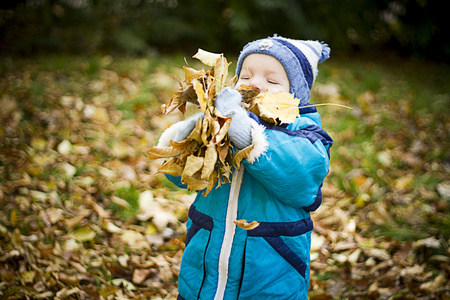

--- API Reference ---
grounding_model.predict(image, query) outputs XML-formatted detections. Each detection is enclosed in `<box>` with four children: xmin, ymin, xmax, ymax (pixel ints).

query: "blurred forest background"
<box><xmin>1</xmin><ymin>0</ymin><xmax>449</xmax><ymax>59</ymax></box>
<box><xmin>1</xmin><ymin>0</ymin><xmax>449</xmax><ymax>299</ymax></box>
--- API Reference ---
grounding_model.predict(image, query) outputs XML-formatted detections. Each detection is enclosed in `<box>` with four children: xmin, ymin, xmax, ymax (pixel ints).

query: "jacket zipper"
<box><xmin>214</xmin><ymin>166</ymin><xmax>245</xmax><ymax>300</ymax></box>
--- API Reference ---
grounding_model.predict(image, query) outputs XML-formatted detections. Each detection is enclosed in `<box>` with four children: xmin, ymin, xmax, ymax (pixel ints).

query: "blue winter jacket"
<box><xmin>158</xmin><ymin>110</ymin><xmax>332</xmax><ymax>300</ymax></box>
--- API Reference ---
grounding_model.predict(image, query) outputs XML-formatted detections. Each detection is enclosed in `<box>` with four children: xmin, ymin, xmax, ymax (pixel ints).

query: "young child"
<box><xmin>156</xmin><ymin>35</ymin><xmax>333</xmax><ymax>300</ymax></box>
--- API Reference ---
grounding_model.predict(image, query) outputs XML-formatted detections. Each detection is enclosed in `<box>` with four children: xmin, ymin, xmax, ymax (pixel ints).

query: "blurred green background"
<box><xmin>1</xmin><ymin>0</ymin><xmax>449</xmax><ymax>60</ymax></box>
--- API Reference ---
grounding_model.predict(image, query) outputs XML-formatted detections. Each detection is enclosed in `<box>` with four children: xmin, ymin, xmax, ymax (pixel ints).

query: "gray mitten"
<box><xmin>215</xmin><ymin>87</ymin><xmax>252</xmax><ymax>150</ymax></box>
<box><xmin>173</xmin><ymin>112</ymin><xmax>203</xmax><ymax>142</ymax></box>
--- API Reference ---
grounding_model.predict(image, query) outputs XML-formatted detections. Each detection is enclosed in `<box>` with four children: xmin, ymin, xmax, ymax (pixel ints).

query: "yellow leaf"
<box><xmin>10</xmin><ymin>209</ymin><xmax>18</xmax><ymax>226</ymax></box>
<box><xmin>158</xmin><ymin>158</ymin><xmax>184</xmax><ymax>177</ymax></box>
<box><xmin>214</xmin><ymin>56</ymin><xmax>230</xmax><ymax>94</ymax></box>
<box><xmin>251</xmin><ymin>103</ymin><xmax>277</xmax><ymax>124</ymax></box>
<box><xmin>234</xmin><ymin>219</ymin><xmax>260</xmax><ymax>230</ymax></box>
<box><xmin>182</xmin><ymin>176</ymin><xmax>209</xmax><ymax>191</ymax></box>
<box><xmin>257</xmin><ymin>92</ymin><xmax>300</xmax><ymax>124</ymax></box>
<box><xmin>394</xmin><ymin>174</ymin><xmax>414</xmax><ymax>191</ymax></box>
<box><xmin>182</xmin><ymin>155</ymin><xmax>204</xmax><ymax>179</ymax></box>
<box><xmin>22</xmin><ymin>271</ymin><xmax>36</xmax><ymax>284</ymax></box>
<box><xmin>71</xmin><ymin>227</ymin><xmax>96</xmax><ymax>242</ymax></box>
<box><xmin>183</xmin><ymin>66</ymin><xmax>205</xmax><ymax>84</ymax></box>
<box><xmin>192</xmin><ymin>78</ymin><xmax>207</xmax><ymax>113</ymax></box>
<box><xmin>193</xmin><ymin>48</ymin><xmax>222</xmax><ymax>67</ymax></box>
<box><xmin>201</xmin><ymin>109</ymin><xmax>213</xmax><ymax>145</ymax></box>
<box><xmin>210</xmin><ymin>116</ymin><xmax>222</xmax><ymax>141</ymax></box>
<box><xmin>201</xmin><ymin>144</ymin><xmax>218</xmax><ymax>180</ymax></box>
<box><xmin>186</xmin><ymin>117</ymin><xmax>204</xmax><ymax>143</ymax></box>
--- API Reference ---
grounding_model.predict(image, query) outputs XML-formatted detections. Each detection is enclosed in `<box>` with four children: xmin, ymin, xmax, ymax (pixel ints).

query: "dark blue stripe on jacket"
<box><xmin>249</xmin><ymin>113</ymin><xmax>333</xmax><ymax>150</ymax></box>
<box><xmin>185</xmin><ymin>205</ymin><xmax>213</xmax><ymax>246</ymax></box>
<box><xmin>303</xmin><ymin>183</ymin><xmax>323</xmax><ymax>212</ymax></box>
<box><xmin>247</xmin><ymin>218</ymin><xmax>313</xmax><ymax>237</ymax></box>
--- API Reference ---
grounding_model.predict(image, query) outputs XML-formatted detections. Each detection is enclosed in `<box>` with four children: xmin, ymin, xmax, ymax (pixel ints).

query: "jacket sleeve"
<box><xmin>165</xmin><ymin>174</ymin><xmax>188</xmax><ymax>189</ymax></box>
<box><xmin>242</xmin><ymin>114</ymin><xmax>332</xmax><ymax>209</ymax></box>
<box><xmin>155</xmin><ymin>120</ymin><xmax>191</xmax><ymax>190</ymax></box>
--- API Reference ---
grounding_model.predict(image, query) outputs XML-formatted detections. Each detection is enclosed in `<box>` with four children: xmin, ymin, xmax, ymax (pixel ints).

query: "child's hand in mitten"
<box><xmin>173</xmin><ymin>112</ymin><xmax>203</xmax><ymax>142</ymax></box>
<box><xmin>215</xmin><ymin>87</ymin><xmax>252</xmax><ymax>150</ymax></box>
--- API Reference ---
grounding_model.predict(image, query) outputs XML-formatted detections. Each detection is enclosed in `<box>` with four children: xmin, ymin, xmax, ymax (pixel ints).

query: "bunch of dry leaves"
<box><xmin>147</xmin><ymin>49</ymin><xmax>311</xmax><ymax>195</ymax></box>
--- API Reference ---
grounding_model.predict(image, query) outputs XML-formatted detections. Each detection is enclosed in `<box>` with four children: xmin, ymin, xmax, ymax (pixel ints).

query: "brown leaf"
<box><xmin>212</xmin><ymin>116</ymin><xmax>232</xmax><ymax>144</ymax></box>
<box><xmin>170</xmin><ymin>139</ymin><xmax>199</xmax><ymax>151</ymax></box>
<box><xmin>181</xmin><ymin>84</ymin><xmax>199</xmax><ymax>105</ymax></box>
<box><xmin>89</xmin><ymin>201</ymin><xmax>111</xmax><ymax>219</ymax></box>
<box><xmin>202</xmin><ymin>170</ymin><xmax>218</xmax><ymax>196</ymax></box>
<box><xmin>147</xmin><ymin>146</ymin><xmax>183</xmax><ymax>160</ymax></box>
<box><xmin>59</xmin><ymin>273</ymin><xmax>82</xmax><ymax>286</ymax></box>
<box><xmin>206</xmin><ymin>72</ymin><xmax>217</xmax><ymax>101</ymax></box>
<box><xmin>217</xmin><ymin>142</ymin><xmax>230</xmax><ymax>164</ymax></box>
<box><xmin>132</xmin><ymin>269</ymin><xmax>152</xmax><ymax>285</ymax></box>
<box><xmin>162</xmin><ymin>84</ymin><xmax>199</xmax><ymax>115</ymax></box>
<box><xmin>232</xmin><ymin>144</ymin><xmax>254</xmax><ymax>168</ymax></box>
<box><xmin>238</xmin><ymin>85</ymin><xmax>260</xmax><ymax>104</ymax></box>
<box><xmin>250</xmin><ymin>103</ymin><xmax>277</xmax><ymax>124</ymax></box>
<box><xmin>234</xmin><ymin>219</ymin><xmax>260</xmax><ymax>230</ymax></box>
<box><xmin>162</xmin><ymin>88</ymin><xmax>183</xmax><ymax>115</ymax></box>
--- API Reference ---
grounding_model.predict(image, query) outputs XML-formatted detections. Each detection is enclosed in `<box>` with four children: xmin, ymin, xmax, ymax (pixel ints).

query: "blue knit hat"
<box><xmin>236</xmin><ymin>35</ymin><xmax>330</xmax><ymax>108</ymax></box>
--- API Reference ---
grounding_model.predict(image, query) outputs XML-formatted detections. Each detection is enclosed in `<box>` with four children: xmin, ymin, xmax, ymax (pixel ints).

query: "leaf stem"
<box><xmin>300</xmin><ymin>103</ymin><xmax>353</xmax><ymax>110</ymax></box>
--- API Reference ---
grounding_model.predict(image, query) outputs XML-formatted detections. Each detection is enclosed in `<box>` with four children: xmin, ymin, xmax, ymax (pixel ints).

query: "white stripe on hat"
<box><xmin>277</xmin><ymin>38</ymin><xmax>323</xmax><ymax>80</ymax></box>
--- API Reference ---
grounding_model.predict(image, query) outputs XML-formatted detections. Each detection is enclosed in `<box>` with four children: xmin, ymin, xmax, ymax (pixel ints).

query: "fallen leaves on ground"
<box><xmin>0</xmin><ymin>54</ymin><xmax>449</xmax><ymax>299</ymax></box>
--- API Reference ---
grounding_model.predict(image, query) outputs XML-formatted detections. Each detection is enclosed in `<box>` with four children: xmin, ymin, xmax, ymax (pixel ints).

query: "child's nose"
<box><xmin>250</xmin><ymin>78</ymin><xmax>265</xmax><ymax>92</ymax></box>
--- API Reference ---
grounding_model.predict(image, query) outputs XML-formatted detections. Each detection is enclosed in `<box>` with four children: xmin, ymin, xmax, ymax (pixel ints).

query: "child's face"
<box><xmin>235</xmin><ymin>54</ymin><xmax>290</xmax><ymax>94</ymax></box>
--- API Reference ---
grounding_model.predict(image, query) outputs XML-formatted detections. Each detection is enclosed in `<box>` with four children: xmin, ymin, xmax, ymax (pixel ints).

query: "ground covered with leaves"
<box><xmin>0</xmin><ymin>53</ymin><xmax>449</xmax><ymax>299</ymax></box>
